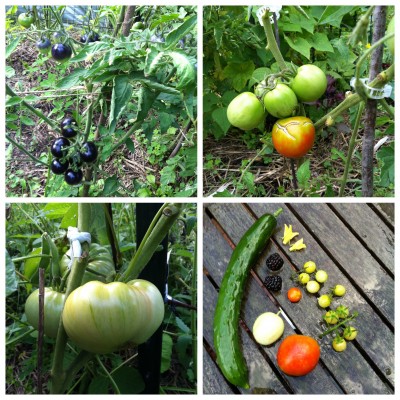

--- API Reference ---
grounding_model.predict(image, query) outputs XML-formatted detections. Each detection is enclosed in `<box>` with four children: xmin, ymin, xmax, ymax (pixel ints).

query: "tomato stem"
<box><xmin>319</xmin><ymin>312</ymin><xmax>358</xmax><ymax>338</ymax></box>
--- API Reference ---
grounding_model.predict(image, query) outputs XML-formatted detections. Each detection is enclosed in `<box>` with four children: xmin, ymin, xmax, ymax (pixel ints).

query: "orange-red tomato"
<box><xmin>277</xmin><ymin>335</ymin><xmax>320</xmax><ymax>376</ymax></box>
<box><xmin>287</xmin><ymin>287</ymin><xmax>302</xmax><ymax>303</ymax></box>
<box><xmin>272</xmin><ymin>116</ymin><xmax>315</xmax><ymax>158</ymax></box>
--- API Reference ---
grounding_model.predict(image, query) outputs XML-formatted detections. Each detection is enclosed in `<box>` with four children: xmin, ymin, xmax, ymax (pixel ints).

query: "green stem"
<box><xmin>191</xmin><ymin>235</ymin><xmax>197</xmax><ymax>381</ymax></box>
<box><xmin>12</xmin><ymin>254</ymin><xmax>52</xmax><ymax>263</ymax></box>
<box><xmin>339</xmin><ymin>102</ymin><xmax>365</xmax><ymax>196</ymax></box>
<box><xmin>6</xmin><ymin>134</ymin><xmax>49</xmax><ymax>167</ymax></box>
<box><xmin>6</xmin><ymin>84</ymin><xmax>59</xmax><ymax>132</ymax></box>
<box><xmin>261</xmin><ymin>10</ymin><xmax>287</xmax><ymax>70</ymax></box>
<box><xmin>319</xmin><ymin>313</ymin><xmax>358</xmax><ymax>338</ymax></box>
<box><xmin>96</xmin><ymin>355</ymin><xmax>121</xmax><ymax>394</ymax></box>
<box><xmin>314</xmin><ymin>64</ymin><xmax>394</xmax><ymax>130</ymax></box>
<box><xmin>50</xmin><ymin>203</ymin><xmax>92</xmax><ymax>394</ymax></box>
<box><xmin>378</xmin><ymin>98</ymin><xmax>394</xmax><ymax>118</ymax></box>
<box><xmin>273</xmin><ymin>208</ymin><xmax>283</xmax><ymax>218</ymax></box>
<box><xmin>121</xmin><ymin>203</ymin><xmax>184</xmax><ymax>281</ymax></box>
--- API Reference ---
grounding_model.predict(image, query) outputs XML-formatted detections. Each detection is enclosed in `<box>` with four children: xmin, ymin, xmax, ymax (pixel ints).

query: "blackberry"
<box><xmin>264</xmin><ymin>276</ymin><xmax>282</xmax><ymax>291</ymax></box>
<box><xmin>266</xmin><ymin>253</ymin><xmax>284</xmax><ymax>271</ymax></box>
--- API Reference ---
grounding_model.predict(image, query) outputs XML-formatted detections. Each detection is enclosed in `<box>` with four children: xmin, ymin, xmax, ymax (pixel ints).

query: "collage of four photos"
<box><xmin>4</xmin><ymin>4</ymin><xmax>395</xmax><ymax>396</ymax></box>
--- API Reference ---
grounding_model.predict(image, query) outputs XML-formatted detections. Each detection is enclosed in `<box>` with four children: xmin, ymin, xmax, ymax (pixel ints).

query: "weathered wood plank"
<box><xmin>203</xmin><ymin>347</ymin><xmax>235</xmax><ymax>394</ymax></box>
<box><xmin>330</xmin><ymin>203</ymin><xmax>394</xmax><ymax>274</ymax></box>
<box><xmin>246</xmin><ymin>203</ymin><xmax>394</xmax><ymax>389</ymax></box>
<box><xmin>207</xmin><ymin>203</ymin><xmax>393</xmax><ymax>393</ymax></box>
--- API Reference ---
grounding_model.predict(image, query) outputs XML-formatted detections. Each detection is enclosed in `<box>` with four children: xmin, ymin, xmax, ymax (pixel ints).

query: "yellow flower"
<box><xmin>282</xmin><ymin>224</ymin><xmax>299</xmax><ymax>245</ymax></box>
<box><xmin>289</xmin><ymin>238</ymin><xmax>307</xmax><ymax>252</ymax></box>
<box><xmin>366</xmin><ymin>43</ymin><xmax>371</xmax><ymax>49</ymax></box>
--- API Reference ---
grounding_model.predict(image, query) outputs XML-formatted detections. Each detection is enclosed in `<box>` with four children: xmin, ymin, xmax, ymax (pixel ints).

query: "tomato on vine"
<box><xmin>51</xmin><ymin>159</ymin><xmax>69</xmax><ymax>175</ymax></box>
<box><xmin>332</xmin><ymin>336</ymin><xmax>347</xmax><ymax>352</ymax></box>
<box><xmin>36</xmin><ymin>38</ymin><xmax>52</xmax><ymax>54</ymax></box>
<box><xmin>80</xmin><ymin>142</ymin><xmax>98</xmax><ymax>163</ymax></box>
<box><xmin>18</xmin><ymin>13</ymin><xmax>35</xmax><ymax>28</ymax></box>
<box><xmin>51</xmin><ymin>137</ymin><xmax>70</xmax><ymax>158</ymax></box>
<box><xmin>272</xmin><ymin>116</ymin><xmax>315</xmax><ymax>158</ymax></box>
<box><xmin>61</xmin><ymin>117</ymin><xmax>78</xmax><ymax>138</ymax></box>
<box><xmin>51</xmin><ymin>43</ymin><xmax>72</xmax><ymax>63</ymax></box>
<box><xmin>64</xmin><ymin>169</ymin><xmax>83</xmax><ymax>185</ymax></box>
<box><xmin>290</xmin><ymin>64</ymin><xmax>327</xmax><ymax>102</ymax></box>
<box><xmin>263</xmin><ymin>83</ymin><xmax>298</xmax><ymax>118</ymax></box>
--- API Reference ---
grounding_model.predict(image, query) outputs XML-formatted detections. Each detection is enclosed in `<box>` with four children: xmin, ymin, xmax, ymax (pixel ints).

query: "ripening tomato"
<box><xmin>290</xmin><ymin>65</ymin><xmax>327</xmax><ymax>102</ymax></box>
<box><xmin>287</xmin><ymin>287</ymin><xmax>302</xmax><ymax>303</ymax></box>
<box><xmin>62</xmin><ymin>279</ymin><xmax>165</xmax><ymax>354</ymax></box>
<box><xmin>272</xmin><ymin>116</ymin><xmax>315</xmax><ymax>158</ymax></box>
<box><xmin>277</xmin><ymin>334</ymin><xmax>320</xmax><ymax>376</ymax></box>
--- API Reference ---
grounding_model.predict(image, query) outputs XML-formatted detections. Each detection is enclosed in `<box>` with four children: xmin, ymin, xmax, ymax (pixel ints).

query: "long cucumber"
<box><xmin>213</xmin><ymin>209</ymin><xmax>282</xmax><ymax>388</ymax></box>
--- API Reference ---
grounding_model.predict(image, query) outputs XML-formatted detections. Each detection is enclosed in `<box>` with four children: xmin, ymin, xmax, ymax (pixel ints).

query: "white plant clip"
<box><xmin>67</xmin><ymin>227</ymin><xmax>91</xmax><ymax>269</ymax></box>
<box><xmin>256</xmin><ymin>5</ymin><xmax>282</xmax><ymax>26</ymax></box>
<box><xmin>350</xmin><ymin>77</ymin><xmax>392</xmax><ymax>99</ymax></box>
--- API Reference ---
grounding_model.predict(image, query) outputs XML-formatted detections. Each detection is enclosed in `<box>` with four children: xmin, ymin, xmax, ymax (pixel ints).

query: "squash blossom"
<box><xmin>289</xmin><ymin>238</ymin><xmax>307</xmax><ymax>252</ymax></box>
<box><xmin>282</xmin><ymin>224</ymin><xmax>299</xmax><ymax>245</ymax></box>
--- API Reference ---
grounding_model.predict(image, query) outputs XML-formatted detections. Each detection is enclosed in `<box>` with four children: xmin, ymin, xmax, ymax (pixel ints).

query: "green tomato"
<box><xmin>62</xmin><ymin>279</ymin><xmax>165</xmax><ymax>354</ymax></box>
<box><xmin>317</xmin><ymin>294</ymin><xmax>331</xmax><ymax>308</ymax></box>
<box><xmin>336</xmin><ymin>305</ymin><xmax>349</xmax><ymax>319</ymax></box>
<box><xmin>263</xmin><ymin>83</ymin><xmax>298</xmax><ymax>118</ymax></box>
<box><xmin>132</xmin><ymin>21</ymin><xmax>145</xmax><ymax>30</ymax></box>
<box><xmin>60</xmin><ymin>243</ymin><xmax>115</xmax><ymax>284</ymax></box>
<box><xmin>227</xmin><ymin>92</ymin><xmax>266</xmax><ymax>131</ymax></box>
<box><xmin>324</xmin><ymin>311</ymin><xmax>339</xmax><ymax>325</ymax></box>
<box><xmin>290</xmin><ymin>64</ymin><xmax>327</xmax><ymax>102</ymax></box>
<box><xmin>18</xmin><ymin>13</ymin><xmax>35</xmax><ymax>28</ymax></box>
<box><xmin>315</xmin><ymin>270</ymin><xmax>328</xmax><ymax>283</ymax></box>
<box><xmin>386</xmin><ymin>17</ymin><xmax>394</xmax><ymax>56</ymax></box>
<box><xmin>25</xmin><ymin>288</ymin><xmax>65</xmax><ymax>338</ymax></box>
<box><xmin>333</xmin><ymin>284</ymin><xmax>346</xmax><ymax>297</ymax></box>
<box><xmin>343</xmin><ymin>326</ymin><xmax>358</xmax><ymax>341</ymax></box>
<box><xmin>252</xmin><ymin>312</ymin><xmax>284</xmax><ymax>345</ymax></box>
<box><xmin>332</xmin><ymin>336</ymin><xmax>347</xmax><ymax>352</ymax></box>
<box><xmin>298</xmin><ymin>272</ymin><xmax>310</xmax><ymax>284</ymax></box>
<box><xmin>306</xmin><ymin>280</ymin><xmax>320</xmax><ymax>294</ymax></box>
<box><xmin>303</xmin><ymin>261</ymin><xmax>316</xmax><ymax>274</ymax></box>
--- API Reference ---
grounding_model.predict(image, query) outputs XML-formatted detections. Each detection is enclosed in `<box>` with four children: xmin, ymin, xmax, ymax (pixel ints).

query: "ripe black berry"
<box><xmin>264</xmin><ymin>276</ymin><xmax>282</xmax><ymax>291</ymax></box>
<box><xmin>266</xmin><ymin>253</ymin><xmax>284</xmax><ymax>271</ymax></box>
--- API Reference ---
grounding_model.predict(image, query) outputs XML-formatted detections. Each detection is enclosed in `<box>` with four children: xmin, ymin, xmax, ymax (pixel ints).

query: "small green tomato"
<box><xmin>303</xmin><ymin>261</ymin><xmax>316</xmax><ymax>274</ymax></box>
<box><xmin>298</xmin><ymin>272</ymin><xmax>310</xmax><ymax>284</ymax></box>
<box><xmin>333</xmin><ymin>284</ymin><xmax>346</xmax><ymax>297</ymax></box>
<box><xmin>315</xmin><ymin>270</ymin><xmax>328</xmax><ymax>283</ymax></box>
<box><xmin>332</xmin><ymin>336</ymin><xmax>347</xmax><ymax>352</ymax></box>
<box><xmin>318</xmin><ymin>294</ymin><xmax>331</xmax><ymax>308</ymax></box>
<box><xmin>336</xmin><ymin>305</ymin><xmax>349</xmax><ymax>319</ymax></box>
<box><xmin>324</xmin><ymin>310</ymin><xmax>339</xmax><ymax>325</ymax></box>
<box><xmin>343</xmin><ymin>326</ymin><xmax>358</xmax><ymax>341</ymax></box>
<box><xmin>306</xmin><ymin>280</ymin><xmax>320</xmax><ymax>294</ymax></box>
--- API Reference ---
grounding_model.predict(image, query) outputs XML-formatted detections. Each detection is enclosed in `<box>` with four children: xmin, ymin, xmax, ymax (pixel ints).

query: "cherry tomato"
<box><xmin>227</xmin><ymin>92</ymin><xmax>266</xmax><ymax>131</ymax></box>
<box><xmin>51</xmin><ymin>159</ymin><xmax>69</xmax><ymax>175</ymax></box>
<box><xmin>315</xmin><ymin>270</ymin><xmax>328</xmax><ymax>283</ymax></box>
<box><xmin>306</xmin><ymin>280</ymin><xmax>320</xmax><ymax>294</ymax></box>
<box><xmin>303</xmin><ymin>261</ymin><xmax>316</xmax><ymax>274</ymax></box>
<box><xmin>61</xmin><ymin>117</ymin><xmax>78</xmax><ymax>138</ymax></box>
<box><xmin>277</xmin><ymin>335</ymin><xmax>320</xmax><ymax>376</ymax></box>
<box><xmin>263</xmin><ymin>83</ymin><xmax>298</xmax><ymax>118</ymax></box>
<box><xmin>290</xmin><ymin>64</ymin><xmax>327</xmax><ymax>102</ymax></box>
<box><xmin>64</xmin><ymin>169</ymin><xmax>83</xmax><ymax>185</ymax></box>
<box><xmin>18</xmin><ymin>13</ymin><xmax>35</xmax><ymax>28</ymax></box>
<box><xmin>36</xmin><ymin>38</ymin><xmax>52</xmax><ymax>54</ymax></box>
<box><xmin>333</xmin><ymin>284</ymin><xmax>346</xmax><ymax>297</ymax></box>
<box><xmin>332</xmin><ymin>336</ymin><xmax>347</xmax><ymax>352</ymax></box>
<box><xmin>324</xmin><ymin>310</ymin><xmax>339</xmax><ymax>325</ymax></box>
<box><xmin>336</xmin><ymin>305</ymin><xmax>349</xmax><ymax>319</ymax></box>
<box><xmin>298</xmin><ymin>272</ymin><xmax>310</xmax><ymax>284</ymax></box>
<box><xmin>271</xmin><ymin>116</ymin><xmax>315</xmax><ymax>158</ymax></box>
<box><xmin>317</xmin><ymin>294</ymin><xmax>331</xmax><ymax>308</ymax></box>
<box><xmin>343</xmin><ymin>326</ymin><xmax>358</xmax><ymax>341</ymax></box>
<box><xmin>51</xmin><ymin>43</ymin><xmax>72</xmax><ymax>63</ymax></box>
<box><xmin>51</xmin><ymin>137</ymin><xmax>70</xmax><ymax>158</ymax></box>
<box><xmin>287</xmin><ymin>287</ymin><xmax>302</xmax><ymax>303</ymax></box>
<box><xmin>80</xmin><ymin>142</ymin><xmax>98</xmax><ymax>163</ymax></box>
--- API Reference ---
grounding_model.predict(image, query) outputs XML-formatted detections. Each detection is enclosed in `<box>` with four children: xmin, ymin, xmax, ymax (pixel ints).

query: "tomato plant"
<box><xmin>25</xmin><ymin>288</ymin><xmax>65</xmax><ymax>338</ymax></box>
<box><xmin>18</xmin><ymin>13</ymin><xmax>34</xmax><ymax>28</ymax></box>
<box><xmin>263</xmin><ymin>83</ymin><xmax>298</xmax><ymax>118</ymax></box>
<box><xmin>277</xmin><ymin>334</ymin><xmax>320</xmax><ymax>376</ymax></box>
<box><xmin>272</xmin><ymin>116</ymin><xmax>315</xmax><ymax>158</ymax></box>
<box><xmin>36</xmin><ymin>38</ymin><xmax>52</xmax><ymax>54</ymax></box>
<box><xmin>290</xmin><ymin>64</ymin><xmax>327</xmax><ymax>102</ymax></box>
<box><xmin>227</xmin><ymin>92</ymin><xmax>266</xmax><ymax>130</ymax></box>
<box><xmin>62</xmin><ymin>280</ymin><xmax>165</xmax><ymax>354</ymax></box>
<box><xmin>51</xmin><ymin>43</ymin><xmax>72</xmax><ymax>62</ymax></box>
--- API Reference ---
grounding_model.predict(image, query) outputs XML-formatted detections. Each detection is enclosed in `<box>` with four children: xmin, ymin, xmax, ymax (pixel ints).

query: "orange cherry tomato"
<box><xmin>287</xmin><ymin>287</ymin><xmax>302</xmax><ymax>303</ymax></box>
<box><xmin>277</xmin><ymin>335</ymin><xmax>320</xmax><ymax>376</ymax></box>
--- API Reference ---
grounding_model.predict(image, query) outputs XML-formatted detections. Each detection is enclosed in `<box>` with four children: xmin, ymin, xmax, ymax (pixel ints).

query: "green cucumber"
<box><xmin>213</xmin><ymin>209</ymin><xmax>282</xmax><ymax>388</ymax></box>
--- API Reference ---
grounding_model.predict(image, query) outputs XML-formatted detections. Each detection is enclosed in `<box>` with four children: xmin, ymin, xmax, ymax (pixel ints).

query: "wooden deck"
<box><xmin>203</xmin><ymin>203</ymin><xmax>394</xmax><ymax>394</ymax></box>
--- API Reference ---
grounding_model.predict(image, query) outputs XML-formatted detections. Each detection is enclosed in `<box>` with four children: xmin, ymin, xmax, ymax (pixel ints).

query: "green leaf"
<box><xmin>283</xmin><ymin>34</ymin><xmax>312</xmax><ymax>60</ymax></box>
<box><xmin>377</xmin><ymin>144</ymin><xmax>394</xmax><ymax>187</ymax></box>
<box><xmin>175</xmin><ymin>315</ymin><xmax>191</xmax><ymax>334</ymax></box>
<box><xmin>43</xmin><ymin>203</ymin><xmax>73</xmax><ymax>220</ymax></box>
<box><xmin>23</xmin><ymin>247</ymin><xmax>42</xmax><ymax>283</ymax></box>
<box><xmin>6</xmin><ymin>97</ymin><xmax>22</xmax><ymax>107</ymax></box>
<box><xmin>20</xmin><ymin>116</ymin><xmax>36</xmax><ymax>126</ymax></box>
<box><xmin>222</xmin><ymin>61</ymin><xmax>255</xmax><ymax>92</ymax></box>
<box><xmin>125</xmin><ymin>138</ymin><xmax>135</xmax><ymax>153</ymax></box>
<box><xmin>88</xmin><ymin>376</ymin><xmax>110</xmax><ymax>394</ymax></box>
<box><xmin>109</xmin><ymin>75</ymin><xmax>133</xmax><ymax>134</ymax></box>
<box><xmin>211</xmin><ymin>107</ymin><xmax>231</xmax><ymax>134</ymax></box>
<box><xmin>57</xmin><ymin>68</ymin><xmax>89</xmax><ymax>89</ymax></box>
<box><xmin>6</xmin><ymin>66</ymin><xmax>15</xmax><ymax>78</ymax></box>
<box><xmin>102</xmin><ymin>175</ymin><xmax>120</xmax><ymax>196</ymax></box>
<box><xmin>309</xmin><ymin>32</ymin><xmax>335</xmax><ymax>52</ymax></box>
<box><xmin>296</xmin><ymin>159</ymin><xmax>311</xmax><ymax>188</ymax></box>
<box><xmin>60</xmin><ymin>204</ymin><xmax>78</xmax><ymax>229</ymax></box>
<box><xmin>161</xmin><ymin>333</ymin><xmax>173</xmax><ymax>373</ymax></box>
<box><xmin>318</xmin><ymin>6</ymin><xmax>355</xmax><ymax>27</ymax></box>
<box><xmin>6</xmin><ymin>37</ymin><xmax>20</xmax><ymax>59</ymax></box>
<box><xmin>112</xmin><ymin>366</ymin><xmax>145</xmax><ymax>394</ymax></box>
<box><xmin>165</xmin><ymin>14</ymin><xmax>197</xmax><ymax>50</ymax></box>
<box><xmin>6</xmin><ymin>251</ymin><xmax>18</xmax><ymax>297</ymax></box>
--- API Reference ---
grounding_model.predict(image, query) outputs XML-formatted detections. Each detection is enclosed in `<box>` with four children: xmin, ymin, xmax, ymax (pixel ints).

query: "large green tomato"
<box><xmin>227</xmin><ymin>92</ymin><xmax>266</xmax><ymax>130</ymax></box>
<box><xmin>18</xmin><ymin>13</ymin><xmax>35</xmax><ymax>28</ymax></box>
<box><xmin>60</xmin><ymin>243</ymin><xmax>115</xmax><ymax>284</ymax></box>
<box><xmin>290</xmin><ymin>65</ymin><xmax>327</xmax><ymax>102</ymax></box>
<box><xmin>62</xmin><ymin>280</ymin><xmax>165</xmax><ymax>354</ymax></box>
<box><xmin>25</xmin><ymin>288</ymin><xmax>65</xmax><ymax>338</ymax></box>
<box><xmin>263</xmin><ymin>83</ymin><xmax>298</xmax><ymax>118</ymax></box>
<box><xmin>272</xmin><ymin>116</ymin><xmax>315</xmax><ymax>158</ymax></box>
<box><xmin>386</xmin><ymin>17</ymin><xmax>394</xmax><ymax>56</ymax></box>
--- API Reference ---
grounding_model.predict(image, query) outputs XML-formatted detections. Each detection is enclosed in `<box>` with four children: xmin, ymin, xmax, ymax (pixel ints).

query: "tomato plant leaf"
<box><xmin>222</xmin><ymin>61</ymin><xmax>255</xmax><ymax>92</ymax></box>
<box><xmin>6</xmin><ymin>251</ymin><xmax>18</xmax><ymax>297</ymax></box>
<box><xmin>6</xmin><ymin>37</ymin><xmax>20</xmax><ymax>59</ymax></box>
<box><xmin>318</xmin><ymin>6</ymin><xmax>355</xmax><ymax>27</ymax></box>
<box><xmin>165</xmin><ymin>14</ymin><xmax>197</xmax><ymax>50</ymax></box>
<box><xmin>297</xmin><ymin>159</ymin><xmax>311</xmax><ymax>188</ymax></box>
<box><xmin>377</xmin><ymin>144</ymin><xmax>394</xmax><ymax>187</ymax></box>
<box><xmin>283</xmin><ymin>34</ymin><xmax>311</xmax><ymax>60</ymax></box>
<box><xmin>109</xmin><ymin>75</ymin><xmax>133</xmax><ymax>134</ymax></box>
<box><xmin>57</xmin><ymin>68</ymin><xmax>89</xmax><ymax>89</ymax></box>
<box><xmin>112</xmin><ymin>367</ymin><xmax>145</xmax><ymax>394</ymax></box>
<box><xmin>102</xmin><ymin>175</ymin><xmax>120</xmax><ymax>196</ymax></box>
<box><xmin>161</xmin><ymin>333</ymin><xmax>173</xmax><ymax>373</ymax></box>
<box><xmin>212</xmin><ymin>107</ymin><xmax>231</xmax><ymax>135</ymax></box>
